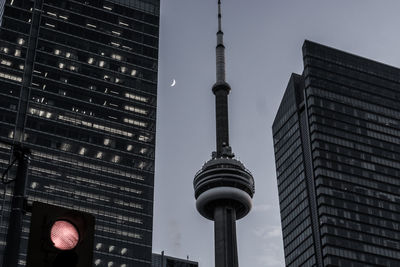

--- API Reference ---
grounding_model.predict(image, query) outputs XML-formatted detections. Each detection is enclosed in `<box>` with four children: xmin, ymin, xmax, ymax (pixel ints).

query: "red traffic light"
<box><xmin>50</xmin><ymin>220</ymin><xmax>80</xmax><ymax>250</ymax></box>
<box><xmin>26</xmin><ymin>202</ymin><xmax>95</xmax><ymax>267</ymax></box>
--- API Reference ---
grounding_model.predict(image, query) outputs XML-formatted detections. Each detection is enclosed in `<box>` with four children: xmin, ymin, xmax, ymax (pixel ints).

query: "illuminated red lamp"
<box><xmin>50</xmin><ymin>220</ymin><xmax>80</xmax><ymax>250</ymax></box>
<box><xmin>26</xmin><ymin>202</ymin><xmax>95</xmax><ymax>267</ymax></box>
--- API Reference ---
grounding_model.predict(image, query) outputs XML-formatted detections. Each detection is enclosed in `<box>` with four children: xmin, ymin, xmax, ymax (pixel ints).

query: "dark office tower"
<box><xmin>273</xmin><ymin>40</ymin><xmax>400</xmax><ymax>266</ymax></box>
<box><xmin>151</xmin><ymin>253</ymin><xmax>198</xmax><ymax>267</ymax></box>
<box><xmin>0</xmin><ymin>0</ymin><xmax>159</xmax><ymax>266</ymax></box>
<box><xmin>193</xmin><ymin>1</ymin><xmax>254</xmax><ymax>267</ymax></box>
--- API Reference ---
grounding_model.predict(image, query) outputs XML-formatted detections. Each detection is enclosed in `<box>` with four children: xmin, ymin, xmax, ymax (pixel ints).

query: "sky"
<box><xmin>153</xmin><ymin>1</ymin><xmax>400</xmax><ymax>266</ymax></box>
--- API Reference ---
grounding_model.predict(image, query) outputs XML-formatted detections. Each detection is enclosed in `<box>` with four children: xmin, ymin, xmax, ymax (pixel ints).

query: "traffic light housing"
<box><xmin>26</xmin><ymin>201</ymin><xmax>95</xmax><ymax>267</ymax></box>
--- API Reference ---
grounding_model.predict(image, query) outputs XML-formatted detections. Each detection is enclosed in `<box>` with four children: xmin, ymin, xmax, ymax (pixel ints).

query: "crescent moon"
<box><xmin>170</xmin><ymin>79</ymin><xmax>176</xmax><ymax>87</ymax></box>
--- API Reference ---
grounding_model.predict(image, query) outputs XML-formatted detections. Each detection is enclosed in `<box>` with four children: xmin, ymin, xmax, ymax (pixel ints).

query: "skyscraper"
<box><xmin>0</xmin><ymin>0</ymin><xmax>159</xmax><ymax>266</ymax></box>
<box><xmin>273</xmin><ymin>40</ymin><xmax>400</xmax><ymax>266</ymax></box>
<box><xmin>151</xmin><ymin>252</ymin><xmax>198</xmax><ymax>267</ymax></box>
<box><xmin>193</xmin><ymin>1</ymin><xmax>254</xmax><ymax>267</ymax></box>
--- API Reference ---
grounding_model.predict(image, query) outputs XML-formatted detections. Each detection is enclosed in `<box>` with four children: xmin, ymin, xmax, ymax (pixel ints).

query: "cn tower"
<box><xmin>193</xmin><ymin>1</ymin><xmax>255</xmax><ymax>266</ymax></box>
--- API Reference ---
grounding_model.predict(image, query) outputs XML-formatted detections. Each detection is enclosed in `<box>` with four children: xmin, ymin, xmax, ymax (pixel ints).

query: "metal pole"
<box><xmin>2</xmin><ymin>145</ymin><xmax>30</xmax><ymax>267</ymax></box>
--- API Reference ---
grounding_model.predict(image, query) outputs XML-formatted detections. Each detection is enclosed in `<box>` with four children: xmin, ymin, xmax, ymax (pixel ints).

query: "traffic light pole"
<box><xmin>2</xmin><ymin>144</ymin><xmax>31</xmax><ymax>267</ymax></box>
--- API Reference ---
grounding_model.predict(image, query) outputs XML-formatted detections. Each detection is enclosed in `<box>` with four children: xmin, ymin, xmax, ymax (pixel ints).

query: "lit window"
<box><xmin>103</xmin><ymin>138</ymin><xmax>110</xmax><ymax>146</ymax></box>
<box><xmin>19</xmin><ymin>64</ymin><xmax>24</xmax><ymax>70</ymax></box>
<box><xmin>138</xmin><ymin>135</ymin><xmax>150</xmax><ymax>142</ymax></box>
<box><xmin>17</xmin><ymin>38</ymin><xmax>25</xmax><ymax>45</ymax></box>
<box><xmin>124</xmin><ymin>92</ymin><xmax>148</xmax><ymax>103</ymax></box>
<box><xmin>88</xmin><ymin>57</ymin><xmax>94</xmax><ymax>64</ymax></box>
<box><xmin>54</xmin><ymin>49</ymin><xmax>61</xmax><ymax>55</ymax></box>
<box><xmin>8</xmin><ymin>130</ymin><xmax>14</xmax><ymax>138</ymax></box>
<box><xmin>115</xmin><ymin>78</ymin><xmax>121</xmax><ymax>83</ymax></box>
<box><xmin>120</xmin><ymin>66</ymin><xmax>127</xmax><ymax>73</ymax></box>
<box><xmin>79</xmin><ymin>147</ymin><xmax>86</xmax><ymax>155</ymax></box>
<box><xmin>14</xmin><ymin>49</ymin><xmax>21</xmax><ymax>57</ymax></box>
<box><xmin>1</xmin><ymin>47</ymin><xmax>9</xmax><ymax>53</ymax></box>
<box><xmin>139</xmin><ymin>148</ymin><xmax>147</xmax><ymax>154</ymax></box>
<box><xmin>65</xmin><ymin>52</ymin><xmax>71</xmax><ymax>58</ymax></box>
<box><xmin>31</xmin><ymin>182</ymin><xmax>38</xmax><ymax>189</ymax></box>
<box><xmin>119</xmin><ymin>21</ymin><xmax>129</xmax><ymax>27</ymax></box>
<box><xmin>45</xmin><ymin>23</ymin><xmax>55</xmax><ymax>28</ymax></box>
<box><xmin>111</xmin><ymin>54</ymin><xmax>122</xmax><ymax>60</ymax></box>
<box><xmin>108</xmin><ymin>246</ymin><xmax>114</xmax><ymax>252</ymax></box>
<box><xmin>108</xmin><ymin>262</ymin><xmax>114</xmax><ymax>267</ymax></box>
<box><xmin>126</xmin><ymin>145</ymin><xmax>133</xmax><ymax>151</ymax></box>
<box><xmin>95</xmin><ymin>243</ymin><xmax>102</xmax><ymax>250</ymax></box>
<box><xmin>99</xmin><ymin>61</ymin><xmax>105</xmax><ymax>67</ymax></box>
<box><xmin>138</xmin><ymin>162</ymin><xmax>146</xmax><ymax>169</ymax></box>
<box><xmin>130</xmin><ymin>69</ymin><xmax>137</xmax><ymax>76</ymax></box>
<box><xmin>96</xmin><ymin>152</ymin><xmax>103</xmax><ymax>159</ymax></box>
<box><xmin>120</xmin><ymin>248</ymin><xmax>127</xmax><ymax>255</ymax></box>
<box><xmin>60</xmin><ymin>143</ymin><xmax>71</xmax><ymax>151</ymax></box>
<box><xmin>110</xmin><ymin>42</ymin><xmax>120</xmax><ymax>47</ymax></box>
<box><xmin>111</xmin><ymin>155</ymin><xmax>120</xmax><ymax>163</ymax></box>
<box><xmin>103</xmin><ymin>5</ymin><xmax>113</xmax><ymax>10</ymax></box>
<box><xmin>87</xmin><ymin>23</ymin><xmax>97</xmax><ymax>28</ymax></box>
<box><xmin>69</xmin><ymin>65</ymin><xmax>77</xmax><ymax>71</ymax></box>
<box><xmin>112</xmin><ymin>31</ymin><xmax>121</xmax><ymax>36</ymax></box>
<box><xmin>121</xmin><ymin>264</ymin><xmax>126</xmax><ymax>267</ymax></box>
<box><xmin>58</xmin><ymin>115</ymin><xmax>133</xmax><ymax>137</ymax></box>
<box><xmin>46</xmin><ymin>11</ymin><xmax>57</xmax><ymax>17</ymax></box>
<box><xmin>0</xmin><ymin>72</ymin><xmax>22</xmax><ymax>82</ymax></box>
<box><xmin>122</xmin><ymin>45</ymin><xmax>132</xmax><ymax>50</ymax></box>
<box><xmin>59</xmin><ymin>15</ymin><xmax>68</xmax><ymax>20</ymax></box>
<box><xmin>58</xmin><ymin>62</ymin><xmax>65</xmax><ymax>69</ymax></box>
<box><xmin>123</xmin><ymin>118</ymin><xmax>147</xmax><ymax>127</ymax></box>
<box><xmin>124</xmin><ymin>105</ymin><xmax>147</xmax><ymax>115</ymax></box>
<box><xmin>94</xmin><ymin>259</ymin><xmax>101</xmax><ymax>265</ymax></box>
<box><xmin>1</xmin><ymin>59</ymin><xmax>12</xmax><ymax>66</ymax></box>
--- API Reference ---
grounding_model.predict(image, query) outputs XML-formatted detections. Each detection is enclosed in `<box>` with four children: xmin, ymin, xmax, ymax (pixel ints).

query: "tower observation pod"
<box><xmin>193</xmin><ymin>1</ymin><xmax>255</xmax><ymax>266</ymax></box>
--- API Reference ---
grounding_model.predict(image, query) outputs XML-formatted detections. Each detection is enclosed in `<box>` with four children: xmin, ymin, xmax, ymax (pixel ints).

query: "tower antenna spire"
<box><xmin>213</xmin><ymin>0</ymin><xmax>232</xmax><ymax>157</ymax></box>
<box><xmin>216</xmin><ymin>0</ymin><xmax>226</xmax><ymax>83</ymax></box>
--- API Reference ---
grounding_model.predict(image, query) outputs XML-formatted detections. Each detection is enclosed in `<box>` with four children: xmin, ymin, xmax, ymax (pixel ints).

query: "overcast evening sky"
<box><xmin>153</xmin><ymin>1</ymin><xmax>400</xmax><ymax>266</ymax></box>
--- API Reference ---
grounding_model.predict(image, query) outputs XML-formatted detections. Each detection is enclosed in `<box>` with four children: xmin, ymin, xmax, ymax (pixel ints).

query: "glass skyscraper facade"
<box><xmin>0</xmin><ymin>0</ymin><xmax>159</xmax><ymax>266</ymax></box>
<box><xmin>273</xmin><ymin>41</ymin><xmax>400</xmax><ymax>266</ymax></box>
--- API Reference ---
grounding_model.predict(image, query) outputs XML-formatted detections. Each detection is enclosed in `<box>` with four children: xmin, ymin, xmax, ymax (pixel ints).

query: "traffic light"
<box><xmin>26</xmin><ymin>201</ymin><xmax>95</xmax><ymax>267</ymax></box>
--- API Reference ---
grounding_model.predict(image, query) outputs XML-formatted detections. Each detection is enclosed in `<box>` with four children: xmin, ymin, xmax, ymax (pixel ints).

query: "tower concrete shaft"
<box><xmin>214</xmin><ymin>204</ymin><xmax>238</xmax><ymax>267</ymax></box>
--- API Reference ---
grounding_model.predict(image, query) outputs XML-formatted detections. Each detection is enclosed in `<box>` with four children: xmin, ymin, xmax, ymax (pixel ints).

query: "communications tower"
<box><xmin>193</xmin><ymin>1</ymin><xmax>255</xmax><ymax>266</ymax></box>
